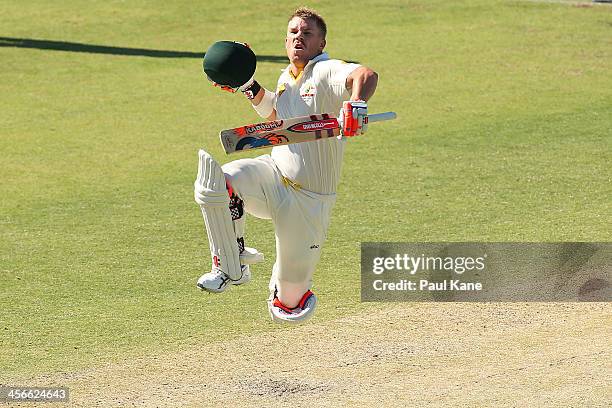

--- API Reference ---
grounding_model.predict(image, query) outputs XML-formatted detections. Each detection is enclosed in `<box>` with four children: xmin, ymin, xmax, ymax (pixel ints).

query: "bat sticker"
<box><xmin>235</xmin><ymin>133</ymin><xmax>290</xmax><ymax>151</ymax></box>
<box><xmin>288</xmin><ymin>118</ymin><xmax>338</xmax><ymax>133</ymax></box>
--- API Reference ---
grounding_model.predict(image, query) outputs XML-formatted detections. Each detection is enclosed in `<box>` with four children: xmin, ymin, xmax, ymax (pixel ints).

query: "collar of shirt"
<box><xmin>283</xmin><ymin>52</ymin><xmax>330</xmax><ymax>80</ymax></box>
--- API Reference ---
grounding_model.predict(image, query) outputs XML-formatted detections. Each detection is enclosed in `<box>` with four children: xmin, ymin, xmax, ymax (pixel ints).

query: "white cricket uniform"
<box><xmin>222</xmin><ymin>52</ymin><xmax>360</xmax><ymax>301</ymax></box>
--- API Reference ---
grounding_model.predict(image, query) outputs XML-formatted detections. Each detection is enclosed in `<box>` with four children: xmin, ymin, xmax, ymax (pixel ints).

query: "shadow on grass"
<box><xmin>0</xmin><ymin>37</ymin><xmax>288</xmax><ymax>62</ymax></box>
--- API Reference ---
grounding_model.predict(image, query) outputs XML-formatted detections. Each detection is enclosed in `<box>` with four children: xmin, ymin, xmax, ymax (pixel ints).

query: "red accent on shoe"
<box><xmin>272</xmin><ymin>297</ymin><xmax>294</xmax><ymax>313</ymax></box>
<box><xmin>298</xmin><ymin>290</ymin><xmax>314</xmax><ymax>309</ymax></box>
<box><xmin>273</xmin><ymin>290</ymin><xmax>314</xmax><ymax>314</ymax></box>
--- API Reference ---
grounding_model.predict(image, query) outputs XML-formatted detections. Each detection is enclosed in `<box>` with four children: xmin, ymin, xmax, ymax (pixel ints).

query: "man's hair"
<box><xmin>289</xmin><ymin>7</ymin><xmax>327</xmax><ymax>38</ymax></box>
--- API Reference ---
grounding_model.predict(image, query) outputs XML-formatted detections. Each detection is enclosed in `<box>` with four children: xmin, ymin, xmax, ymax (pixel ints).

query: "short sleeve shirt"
<box><xmin>271</xmin><ymin>52</ymin><xmax>360</xmax><ymax>194</ymax></box>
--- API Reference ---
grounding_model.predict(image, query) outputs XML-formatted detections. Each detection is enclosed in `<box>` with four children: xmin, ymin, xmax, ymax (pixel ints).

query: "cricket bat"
<box><xmin>219</xmin><ymin>111</ymin><xmax>396</xmax><ymax>154</ymax></box>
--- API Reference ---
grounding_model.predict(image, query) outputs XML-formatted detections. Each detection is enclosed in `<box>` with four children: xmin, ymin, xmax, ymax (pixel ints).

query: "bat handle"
<box><xmin>366</xmin><ymin>112</ymin><xmax>397</xmax><ymax>123</ymax></box>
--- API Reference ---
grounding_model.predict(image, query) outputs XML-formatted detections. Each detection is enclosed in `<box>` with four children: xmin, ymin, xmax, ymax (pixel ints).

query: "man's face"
<box><xmin>285</xmin><ymin>17</ymin><xmax>326</xmax><ymax>68</ymax></box>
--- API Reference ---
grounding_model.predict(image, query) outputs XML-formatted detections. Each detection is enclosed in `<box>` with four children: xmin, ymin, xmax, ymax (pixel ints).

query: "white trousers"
<box><xmin>222</xmin><ymin>155</ymin><xmax>336</xmax><ymax>307</ymax></box>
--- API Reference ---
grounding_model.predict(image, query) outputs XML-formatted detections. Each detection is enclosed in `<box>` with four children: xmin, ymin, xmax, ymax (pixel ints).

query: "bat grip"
<box><xmin>366</xmin><ymin>112</ymin><xmax>397</xmax><ymax>123</ymax></box>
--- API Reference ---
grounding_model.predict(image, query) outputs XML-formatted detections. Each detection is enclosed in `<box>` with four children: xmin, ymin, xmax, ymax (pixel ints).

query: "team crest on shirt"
<box><xmin>300</xmin><ymin>81</ymin><xmax>316</xmax><ymax>104</ymax></box>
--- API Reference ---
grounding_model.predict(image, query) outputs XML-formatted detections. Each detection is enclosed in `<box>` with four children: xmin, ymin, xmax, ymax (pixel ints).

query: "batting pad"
<box><xmin>194</xmin><ymin>149</ymin><xmax>242</xmax><ymax>280</ymax></box>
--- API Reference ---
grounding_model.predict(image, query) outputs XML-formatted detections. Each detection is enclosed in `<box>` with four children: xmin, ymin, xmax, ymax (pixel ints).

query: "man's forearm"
<box><xmin>347</xmin><ymin>67</ymin><xmax>378</xmax><ymax>102</ymax></box>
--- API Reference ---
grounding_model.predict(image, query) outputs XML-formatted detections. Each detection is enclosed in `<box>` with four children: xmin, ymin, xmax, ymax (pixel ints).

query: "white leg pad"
<box><xmin>194</xmin><ymin>149</ymin><xmax>242</xmax><ymax>280</ymax></box>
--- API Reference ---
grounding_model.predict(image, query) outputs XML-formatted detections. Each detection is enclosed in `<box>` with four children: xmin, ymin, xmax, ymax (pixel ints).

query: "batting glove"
<box><xmin>209</xmin><ymin>74</ymin><xmax>261</xmax><ymax>101</ymax></box>
<box><xmin>210</xmin><ymin>81</ymin><xmax>238</xmax><ymax>93</ymax></box>
<box><xmin>339</xmin><ymin>100</ymin><xmax>368</xmax><ymax>137</ymax></box>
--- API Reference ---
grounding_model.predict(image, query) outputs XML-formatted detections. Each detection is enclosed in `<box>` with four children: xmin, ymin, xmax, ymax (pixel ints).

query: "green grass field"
<box><xmin>1</xmin><ymin>0</ymin><xmax>610</xmax><ymax>380</ymax></box>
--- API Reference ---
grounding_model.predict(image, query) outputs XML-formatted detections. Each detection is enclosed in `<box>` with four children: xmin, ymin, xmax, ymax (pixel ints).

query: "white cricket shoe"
<box><xmin>268</xmin><ymin>290</ymin><xmax>317</xmax><ymax>324</ymax></box>
<box><xmin>197</xmin><ymin>265</ymin><xmax>251</xmax><ymax>293</ymax></box>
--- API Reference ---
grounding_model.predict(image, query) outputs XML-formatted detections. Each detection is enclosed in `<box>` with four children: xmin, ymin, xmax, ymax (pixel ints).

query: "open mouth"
<box><xmin>294</xmin><ymin>42</ymin><xmax>304</xmax><ymax>50</ymax></box>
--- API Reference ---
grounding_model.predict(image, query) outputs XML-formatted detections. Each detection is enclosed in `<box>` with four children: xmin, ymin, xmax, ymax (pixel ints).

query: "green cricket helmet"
<box><xmin>203</xmin><ymin>41</ymin><xmax>256</xmax><ymax>88</ymax></box>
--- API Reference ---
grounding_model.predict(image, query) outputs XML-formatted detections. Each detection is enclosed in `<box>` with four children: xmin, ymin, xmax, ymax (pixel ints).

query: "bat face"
<box><xmin>241</xmin><ymin>120</ymin><xmax>285</xmax><ymax>136</ymax></box>
<box><xmin>287</xmin><ymin>118</ymin><xmax>338</xmax><ymax>133</ymax></box>
<box><xmin>235</xmin><ymin>133</ymin><xmax>291</xmax><ymax>150</ymax></box>
<box><xmin>220</xmin><ymin>114</ymin><xmax>340</xmax><ymax>154</ymax></box>
<box><xmin>218</xmin><ymin>111</ymin><xmax>396</xmax><ymax>154</ymax></box>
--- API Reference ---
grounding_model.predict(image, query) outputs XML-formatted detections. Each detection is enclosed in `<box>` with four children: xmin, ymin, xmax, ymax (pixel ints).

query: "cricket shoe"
<box><xmin>196</xmin><ymin>248</ymin><xmax>263</xmax><ymax>293</ymax></box>
<box><xmin>197</xmin><ymin>265</ymin><xmax>251</xmax><ymax>293</ymax></box>
<box><xmin>268</xmin><ymin>290</ymin><xmax>317</xmax><ymax>324</ymax></box>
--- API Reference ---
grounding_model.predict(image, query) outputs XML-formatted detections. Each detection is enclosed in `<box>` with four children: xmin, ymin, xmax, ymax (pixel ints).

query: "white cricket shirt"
<box><xmin>271</xmin><ymin>52</ymin><xmax>360</xmax><ymax>194</ymax></box>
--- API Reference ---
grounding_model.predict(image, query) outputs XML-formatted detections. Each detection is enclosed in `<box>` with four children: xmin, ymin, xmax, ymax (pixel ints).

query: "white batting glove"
<box><xmin>339</xmin><ymin>100</ymin><xmax>368</xmax><ymax>137</ymax></box>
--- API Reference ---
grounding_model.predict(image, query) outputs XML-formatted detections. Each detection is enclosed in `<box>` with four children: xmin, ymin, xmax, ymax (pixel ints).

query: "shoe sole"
<box><xmin>196</xmin><ymin>282</ymin><xmax>228</xmax><ymax>293</ymax></box>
